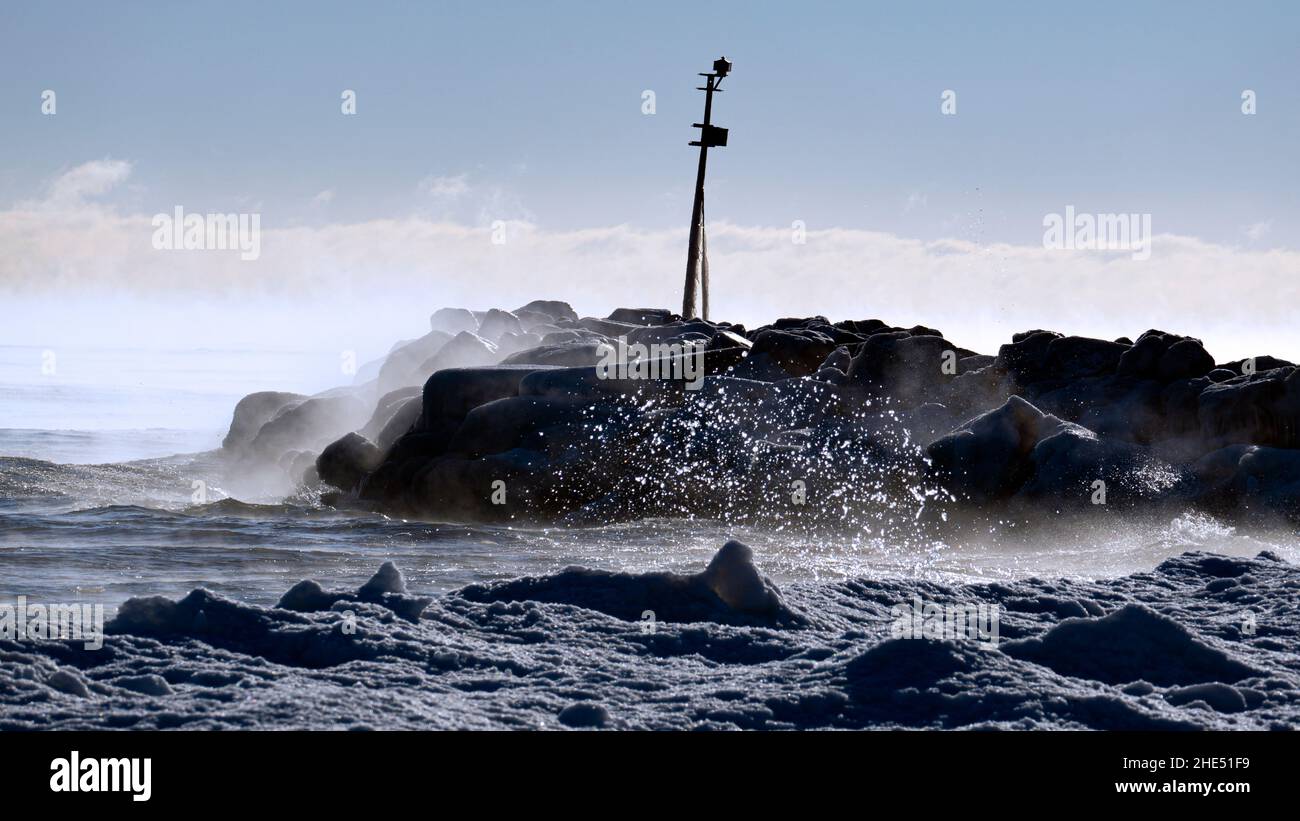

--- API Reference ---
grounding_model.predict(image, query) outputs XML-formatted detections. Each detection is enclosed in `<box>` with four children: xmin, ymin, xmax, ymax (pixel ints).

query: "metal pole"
<box><xmin>682</xmin><ymin>75</ymin><xmax>715</xmax><ymax>320</ymax></box>
<box><xmin>700</xmin><ymin>202</ymin><xmax>709</xmax><ymax>320</ymax></box>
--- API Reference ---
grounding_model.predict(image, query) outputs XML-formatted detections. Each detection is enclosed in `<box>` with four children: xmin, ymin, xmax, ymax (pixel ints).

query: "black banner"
<box><xmin>9</xmin><ymin>730</ymin><xmax>1287</xmax><ymax>808</ymax></box>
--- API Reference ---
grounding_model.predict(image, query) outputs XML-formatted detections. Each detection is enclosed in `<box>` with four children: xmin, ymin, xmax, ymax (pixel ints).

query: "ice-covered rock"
<box><xmin>926</xmin><ymin>396</ymin><xmax>1075</xmax><ymax>500</ymax></box>
<box><xmin>276</xmin><ymin>561</ymin><xmax>427</xmax><ymax>621</ymax></box>
<box><xmin>46</xmin><ymin>669</ymin><xmax>90</xmax><ymax>698</ymax></box>
<box><xmin>459</xmin><ymin>540</ymin><xmax>795</xmax><ymax>624</ymax></box>
<box><xmin>315</xmin><ymin>432</ymin><xmax>383</xmax><ymax>491</ymax></box>
<box><xmin>1001</xmin><ymin>603</ymin><xmax>1260</xmax><ymax>686</ymax></box>
<box><xmin>114</xmin><ymin>674</ymin><xmax>173</xmax><ymax>697</ymax></box>
<box><xmin>245</xmin><ymin>395</ymin><xmax>369</xmax><ymax>464</ymax></box>
<box><xmin>221</xmin><ymin>391</ymin><xmax>307</xmax><ymax>454</ymax></box>
<box><xmin>430</xmin><ymin>307</ymin><xmax>478</xmax><ymax>335</ymax></box>
<box><xmin>701</xmin><ymin>540</ymin><xmax>785</xmax><ymax>614</ymax></box>
<box><xmin>1199</xmin><ymin>366</ymin><xmax>1300</xmax><ymax>449</ymax></box>
<box><xmin>376</xmin><ymin>330</ymin><xmax>453</xmax><ymax>396</ymax></box>
<box><xmin>477</xmin><ymin>308</ymin><xmax>524</xmax><ymax>341</ymax></box>
<box><xmin>557</xmin><ymin>702</ymin><xmax>612</xmax><ymax>728</ymax></box>
<box><xmin>218</xmin><ymin>302</ymin><xmax>1300</xmax><ymax>524</ymax></box>
<box><xmin>846</xmin><ymin>332</ymin><xmax>955</xmax><ymax>406</ymax></box>
<box><xmin>357</xmin><ymin>561</ymin><xmax>406</xmax><ymax>597</ymax></box>
<box><xmin>1117</xmin><ymin>330</ymin><xmax>1216</xmax><ymax>383</ymax></box>
<box><xmin>516</xmin><ymin>299</ymin><xmax>578</xmax><ymax>324</ymax></box>
<box><xmin>606</xmin><ymin>307</ymin><xmax>675</xmax><ymax>326</ymax></box>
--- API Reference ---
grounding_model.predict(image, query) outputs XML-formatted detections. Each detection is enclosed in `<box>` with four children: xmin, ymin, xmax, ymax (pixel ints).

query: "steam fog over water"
<box><xmin>3</xmin><ymin>310</ymin><xmax>1297</xmax><ymax>619</ymax></box>
<box><xmin>0</xmin><ymin>344</ymin><xmax>344</xmax><ymax>463</ymax></box>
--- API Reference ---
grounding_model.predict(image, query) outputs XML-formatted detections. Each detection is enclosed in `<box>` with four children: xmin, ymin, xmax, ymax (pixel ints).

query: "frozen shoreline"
<box><xmin>2</xmin><ymin>543</ymin><xmax>1296</xmax><ymax>730</ymax></box>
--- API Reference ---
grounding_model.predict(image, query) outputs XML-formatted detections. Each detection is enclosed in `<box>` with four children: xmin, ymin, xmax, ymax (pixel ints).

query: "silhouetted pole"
<box><xmin>682</xmin><ymin>57</ymin><xmax>732</xmax><ymax>320</ymax></box>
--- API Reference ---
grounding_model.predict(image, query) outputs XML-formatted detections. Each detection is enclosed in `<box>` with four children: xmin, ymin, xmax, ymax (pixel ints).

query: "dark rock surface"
<box><xmin>221</xmin><ymin>391</ymin><xmax>307</xmax><ymax>453</ymax></box>
<box><xmin>315</xmin><ymin>432</ymin><xmax>383</xmax><ymax>492</ymax></box>
<box><xmin>216</xmin><ymin>301</ymin><xmax>1300</xmax><ymax>524</ymax></box>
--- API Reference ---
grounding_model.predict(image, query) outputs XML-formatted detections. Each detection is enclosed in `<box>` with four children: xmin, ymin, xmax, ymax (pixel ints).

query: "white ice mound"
<box><xmin>276</xmin><ymin>561</ymin><xmax>428</xmax><ymax>622</ymax></box>
<box><xmin>458</xmin><ymin>539</ymin><xmax>795</xmax><ymax>625</ymax></box>
<box><xmin>1002</xmin><ymin>603</ymin><xmax>1261</xmax><ymax>686</ymax></box>
<box><xmin>358</xmin><ymin>561</ymin><xmax>406</xmax><ymax>598</ymax></box>
<box><xmin>702</xmin><ymin>540</ymin><xmax>785</xmax><ymax>614</ymax></box>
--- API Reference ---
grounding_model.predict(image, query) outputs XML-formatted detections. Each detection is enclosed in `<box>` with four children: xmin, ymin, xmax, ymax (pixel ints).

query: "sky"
<box><xmin>1</xmin><ymin>0</ymin><xmax>1298</xmax><ymax>362</ymax></box>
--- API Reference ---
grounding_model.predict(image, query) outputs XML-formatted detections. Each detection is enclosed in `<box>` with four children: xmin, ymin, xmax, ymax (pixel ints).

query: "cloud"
<box><xmin>4</xmin><ymin>161</ymin><xmax>1300</xmax><ymax>361</ymax></box>
<box><xmin>413</xmin><ymin>172</ymin><xmax>533</xmax><ymax>226</ymax></box>
<box><xmin>902</xmin><ymin>191</ymin><xmax>928</xmax><ymax>214</ymax></box>
<box><xmin>419</xmin><ymin>174</ymin><xmax>470</xmax><ymax>199</ymax></box>
<box><xmin>32</xmin><ymin>159</ymin><xmax>133</xmax><ymax>209</ymax></box>
<box><xmin>17</xmin><ymin>160</ymin><xmax>134</xmax><ymax>214</ymax></box>
<box><xmin>311</xmin><ymin>189</ymin><xmax>335</xmax><ymax>207</ymax></box>
<box><xmin>1245</xmin><ymin>220</ymin><xmax>1273</xmax><ymax>242</ymax></box>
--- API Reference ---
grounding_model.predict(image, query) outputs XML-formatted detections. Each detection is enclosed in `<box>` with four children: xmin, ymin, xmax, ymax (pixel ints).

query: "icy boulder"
<box><xmin>221</xmin><ymin>391</ymin><xmax>307</xmax><ymax>453</ymax></box>
<box><xmin>277</xmin><ymin>561</ymin><xmax>430</xmax><ymax>622</ymax></box>
<box><xmin>376</xmin><ymin>330</ymin><xmax>453</xmax><ymax>396</ymax></box>
<box><xmin>702</xmin><ymin>540</ymin><xmax>785</xmax><ymax>614</ymax></box>
<box><xmin>245</xmin><ymin>394</ymin><xmax>369</xmax><ymax>463</ymax></box>
<box><xmin>106</xmin><ymin>570</ymin><xmax>431</xmax><ymax>670</ymax></box>
<box><xmin>457</xmin><ymin>540</ymin><xmax>797</xmax><ymax>625</ymax></box>
<box><xmin>430</xmin><ymin>307</ymin><xmax>478</xmax><ymax>335</ymax></box>
<box><xmin>315</xmin><ymin>432</ymin><xmax>383</xmax><ymax>492</ymax></box>
<box><xmin>926</xmin><ymin>395</ymin><xmax>1077</xmax><ymax>500</ymax></box>
<box><xmin>1001</xmin><ymin>603</ymin><xmax>1260</xmax><ymax>686</ymax></box>
<box><xmin>516</xmin><ymin>299</ymin><xmax>578</xmax><ymax>324</ymax></box>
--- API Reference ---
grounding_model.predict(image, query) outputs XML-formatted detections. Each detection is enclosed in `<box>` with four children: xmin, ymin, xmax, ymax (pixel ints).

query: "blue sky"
<box><xmin>2</xmin><ymin>1</ymin><xmax>1299</xmax><ymax>362</ymax></box>
<box><xmin>3</xmin><ymin>0</ymin><xmax>1297</xmax><ymax>245</ymax></box>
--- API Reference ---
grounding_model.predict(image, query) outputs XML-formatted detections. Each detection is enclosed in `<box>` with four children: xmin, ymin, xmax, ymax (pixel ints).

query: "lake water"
<box><xmin>1</xmin><ymin>344</ymin><xmax>1297</xmax><ymax>617</ymax></box>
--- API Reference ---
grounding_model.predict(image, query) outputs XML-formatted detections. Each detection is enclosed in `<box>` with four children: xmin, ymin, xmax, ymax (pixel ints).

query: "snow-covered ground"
<box><xmin>2</xmin><ymin>542</ymin><xmax>1296</xmax><ymax>730</ymax></box>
